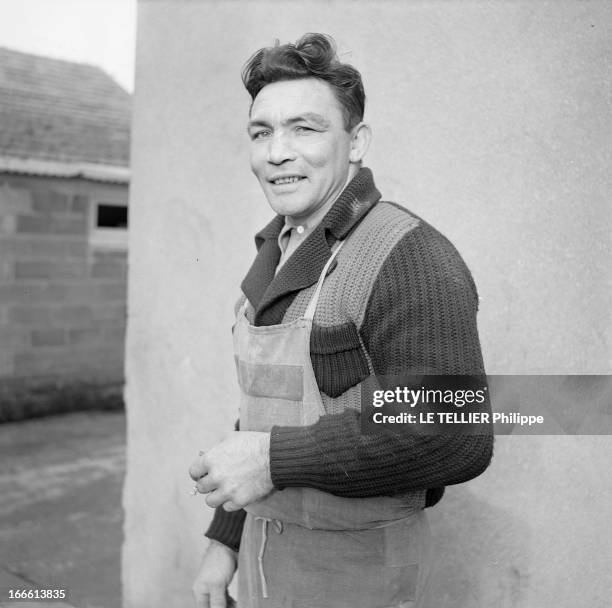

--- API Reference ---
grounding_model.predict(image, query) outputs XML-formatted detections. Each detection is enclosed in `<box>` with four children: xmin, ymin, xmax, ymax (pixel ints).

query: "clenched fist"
<box><xmin>189</xmin><ymin>431</ymin><xmax>273</xmax><ymax>511</ymax></box>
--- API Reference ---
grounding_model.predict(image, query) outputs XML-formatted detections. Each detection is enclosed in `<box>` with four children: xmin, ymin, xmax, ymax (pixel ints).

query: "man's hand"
<box><xmin>189</xmin><ymin>431</ymin><xmax>273</xmax><ymax>511</ymax></box>
<box><xmin>192</xmin><ymin>540</ymin><xmax>237</xmax><ymax>608</ymax></box>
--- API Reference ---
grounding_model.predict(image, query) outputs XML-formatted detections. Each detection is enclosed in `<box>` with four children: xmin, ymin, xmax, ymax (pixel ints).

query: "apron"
<box><xmin>234</xmin><ymin>241</ymin><xmax>432</xmax><ymax>608</ymax></box>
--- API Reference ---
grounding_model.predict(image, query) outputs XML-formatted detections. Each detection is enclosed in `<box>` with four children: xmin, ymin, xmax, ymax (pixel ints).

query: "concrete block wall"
<box><xmin>0</xmin><ymin>175</ymin><xmax>128</xmax><ymax>420</ymax></box>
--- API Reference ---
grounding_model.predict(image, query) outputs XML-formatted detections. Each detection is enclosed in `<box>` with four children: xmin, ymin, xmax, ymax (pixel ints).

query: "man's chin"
<box><xmin>266</xmin><ymin>197</ymin><xmax>310</xmax><ymax>218</ymax></box>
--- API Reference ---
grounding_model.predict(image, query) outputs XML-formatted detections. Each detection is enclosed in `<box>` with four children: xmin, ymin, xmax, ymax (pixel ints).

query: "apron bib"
<box><xmin>234</xmin><ymin>242</ymin><xmax>432</xmax><ymax>608</ymax></box>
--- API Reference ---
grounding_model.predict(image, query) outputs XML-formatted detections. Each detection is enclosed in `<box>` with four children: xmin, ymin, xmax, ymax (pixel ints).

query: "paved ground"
<box><xmin>0</xmin><ymin>411</ymin><xmax>125</xmax><ymax>608</ymax></box>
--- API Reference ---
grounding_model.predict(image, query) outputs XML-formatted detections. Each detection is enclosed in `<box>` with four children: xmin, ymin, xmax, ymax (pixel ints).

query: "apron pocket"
<box><xmin>236</xmin><ymin>359</ymin><xmax>304</xmax><ymax>400</ymax></box>
<box><xmin>242</xmin><ymin>396</ymin><xmax>304</xmax><ymax>432</ymax></box>
<box><xmin>247</xmin><ymin>522</ymin><xmax>421</xmax><ymax>608</ymax></box>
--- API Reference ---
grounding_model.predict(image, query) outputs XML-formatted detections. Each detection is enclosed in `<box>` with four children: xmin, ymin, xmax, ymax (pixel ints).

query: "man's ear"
<box><xmin>349</xmin><ymin>122</ymin><xmax>372</xmax><ymax>163</ymax></box>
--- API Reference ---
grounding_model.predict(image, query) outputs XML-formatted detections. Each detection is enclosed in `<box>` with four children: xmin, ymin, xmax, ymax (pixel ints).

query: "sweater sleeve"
<box><xmin>204</xmin><ymin>507</ymin><xmax>246</xmax><ymax>552</ymax></box>
<box><xmin>269</xmin><ymin>223</ymin><xmax>493</xmax><ymax>497</ymax></box>
<box><xmin>204</xmin><ymin>419</ymin><xmax>246</xmax><ymax>551</ymax></box>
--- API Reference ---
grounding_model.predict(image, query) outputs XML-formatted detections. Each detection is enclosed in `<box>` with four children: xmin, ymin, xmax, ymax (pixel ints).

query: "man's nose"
<box><xmin>267</xmin><ymin>133</ymin><xmax>296</xmax><ymax>164</ymax></box>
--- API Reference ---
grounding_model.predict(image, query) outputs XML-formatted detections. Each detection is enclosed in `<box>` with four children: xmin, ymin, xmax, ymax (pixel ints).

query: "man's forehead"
<box><xmin>249</xmin><ymin>78</ymin><xmax>344</xmax><ymax>123</ymax></box>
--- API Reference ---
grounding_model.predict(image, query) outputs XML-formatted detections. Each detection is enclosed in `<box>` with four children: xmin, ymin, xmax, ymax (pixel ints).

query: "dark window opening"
<box><xmin>97</xmin><ymin>204</ymin><xmax>128</xmax><ymax>229</ymax></box>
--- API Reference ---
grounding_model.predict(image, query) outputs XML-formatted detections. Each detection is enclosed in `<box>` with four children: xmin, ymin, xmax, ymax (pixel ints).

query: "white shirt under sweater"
<box><xmin>276</xmin><ymin>176</ymin><xmax>352</xmax><ymax>271</ymax></box>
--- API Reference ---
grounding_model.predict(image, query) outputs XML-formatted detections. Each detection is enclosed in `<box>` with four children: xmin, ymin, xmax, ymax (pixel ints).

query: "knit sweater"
<box><xmin>206</xmin><ymin>168</ymin><xmax>493</xmax><ymax>551</ymax></box>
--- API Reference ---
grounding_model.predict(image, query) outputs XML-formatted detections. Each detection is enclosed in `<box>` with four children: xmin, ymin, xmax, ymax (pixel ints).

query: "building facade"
<box><xmin>0</xmin><ymin>47</ymin><xmax>131</xmax><ymax>420</ymax></box>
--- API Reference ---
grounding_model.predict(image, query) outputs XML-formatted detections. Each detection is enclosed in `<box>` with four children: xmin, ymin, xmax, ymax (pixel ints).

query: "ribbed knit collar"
<box><xmin>242</xmin><ymin>167</ymin><xmax>381</xmax><ymax>325</ymax></box>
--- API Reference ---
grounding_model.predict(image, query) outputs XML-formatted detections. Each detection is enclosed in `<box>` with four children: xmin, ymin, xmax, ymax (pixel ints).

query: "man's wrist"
<box><xmin>259</xmin><ymin>432</ymin><xmax>272</xmax><ymax>485</ymax></box>
<box><xmin>208</xmin><ymin>538</ymin><xmax>238</xmax><ymax>559</ymax></box>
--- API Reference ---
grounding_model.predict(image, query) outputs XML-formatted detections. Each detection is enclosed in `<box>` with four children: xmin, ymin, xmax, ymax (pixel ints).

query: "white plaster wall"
<box><xmin>123</xmin><ymin>2</ymin><xmax>612</xmax><ymax>607</ymax></box>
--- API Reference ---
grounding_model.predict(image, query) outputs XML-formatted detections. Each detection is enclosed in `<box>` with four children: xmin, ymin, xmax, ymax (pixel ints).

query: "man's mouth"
<box><xmin>270</xmin><ymin>176</ymin><xmax>305</xmax><ymax>185</ymax></box>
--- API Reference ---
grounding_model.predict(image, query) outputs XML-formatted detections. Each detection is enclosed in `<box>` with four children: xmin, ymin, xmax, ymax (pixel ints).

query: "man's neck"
<box><xmin>285</xmin><ymin>170</ymin><xmax>355</xmax><ymax>230</ymax></box>
<box><xmin>285</xmin><ymin>197</ymin><xmax>334</xmax><ymax>231</ymax></box>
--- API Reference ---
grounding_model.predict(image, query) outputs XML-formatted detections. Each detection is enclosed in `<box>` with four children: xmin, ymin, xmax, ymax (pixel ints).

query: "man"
<box><xmin>189</xmin><ymin>33</ymin><xmax>493</xmax><ymax>608</ymax></box>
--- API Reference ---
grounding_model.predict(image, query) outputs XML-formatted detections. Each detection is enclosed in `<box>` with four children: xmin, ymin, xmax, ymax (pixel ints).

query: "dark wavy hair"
<box><xmin>242</xmin><ymin>33</ymin><xmax>365</xmax><ymax>131</ymax></box>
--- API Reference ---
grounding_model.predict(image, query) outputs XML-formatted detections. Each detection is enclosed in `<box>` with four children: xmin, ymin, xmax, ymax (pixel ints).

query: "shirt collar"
<box><xmin>277</xmin><ymin>194</ymin><xmax>334</xmax><ymax>252</ymax></box>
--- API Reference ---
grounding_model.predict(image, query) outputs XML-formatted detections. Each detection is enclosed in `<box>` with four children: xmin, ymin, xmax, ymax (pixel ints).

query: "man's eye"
<box><xmin>251</xmin><ymin>130</ymin><xmax>271</xmax><ymax>140</ymax></box>
<box><xmin>295</xmin><ymin>126</ymin><xmax>314</xmax><ymax>134</ymax></box>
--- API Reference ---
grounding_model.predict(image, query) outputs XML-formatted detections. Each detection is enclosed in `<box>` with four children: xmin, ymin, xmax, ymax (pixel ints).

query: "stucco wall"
<box><xmin>124</xmin><ymin>2</ymin><xmax>612</xmax><ymax>607</ymax></box>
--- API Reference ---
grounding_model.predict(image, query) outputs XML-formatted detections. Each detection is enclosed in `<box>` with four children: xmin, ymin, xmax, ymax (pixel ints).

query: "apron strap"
<box><xmin>254</xmin><ymin>517</ymin><xmax>284</xmax><ymax>599</ymax></box>
<box><xmin>303</xmin><ymin>239</ymin><xmax>345</xmax><ymax>321</ymax></box>
<box><xmin>237</xmin><ymin>295</ymin><xmax>250</xmax><ymax>317</ymax></box>
<box><xmin>238</xmin><ymin>240</ymin><xmax>344</xmax><ymax>323</ymax></box>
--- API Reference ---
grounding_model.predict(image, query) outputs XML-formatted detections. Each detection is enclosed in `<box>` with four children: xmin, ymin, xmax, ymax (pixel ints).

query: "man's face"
<box><xmin>247</xmin><ymin>78</ymin><xmax>354</xmax><ymax>221</ymax></box>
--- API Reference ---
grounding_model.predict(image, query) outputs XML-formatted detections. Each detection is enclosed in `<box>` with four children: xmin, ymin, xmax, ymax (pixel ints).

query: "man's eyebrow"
<box><xmin>286</xmin><ymin>113</ymin><xmax>331</xmax><ymax>128</ymax></box>
<box><xmin>247</xmin><ymin>113</ymin><xmax>331</xmax><ymax>130</ymax></box>
<box><xmin>247</xmin><ymin>119</ymin><xmax>270</xmax><ymax>130</ymax></box>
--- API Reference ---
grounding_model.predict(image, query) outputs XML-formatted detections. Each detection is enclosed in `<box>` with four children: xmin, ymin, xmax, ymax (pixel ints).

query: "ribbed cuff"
<box><xmin>204</xmin><ymin>507</ymin><xmax>246</xmax><ymax>553</ymax></box>
<box><xmin>270</xmin><ymin>424</ymin><xmax>328</xmax><ymax>489</ymax></box>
